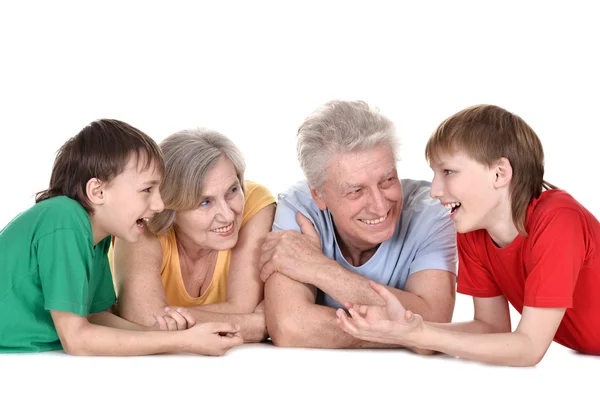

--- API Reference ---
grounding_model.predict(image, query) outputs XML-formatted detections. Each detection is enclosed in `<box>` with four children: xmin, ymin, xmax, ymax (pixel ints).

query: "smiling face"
<box><xmin>312</xmin><ymin>146</ymin><xmax>403</xmax><ymax>253</ymax></box>
<box><xmin>92</xmin><ymin>154</ymin><xmax>164</xmax><ymax>244</ymax></box>
<box><xmin>174</xmin><ymin>155</ymin><xmax>245</xmax><ymax>251</ymax></box>
<box><xmin>429</xmin><ymin>150</ymin><xmax>506</xmax><ymax>234</ymax></box>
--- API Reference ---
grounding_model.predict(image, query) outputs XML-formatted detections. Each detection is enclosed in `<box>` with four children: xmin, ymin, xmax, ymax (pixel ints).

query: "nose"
<box><xmin>366</xmin><ymin>188</ymin><xmax>387</xmax><ymax>215</ymax></box>
<box><xmin>215</xmin><ymin>199</ymin><xmax>235</xmax><ymax>222</ymax></box>
<box><xmin>430</xmin><ymin>174</ymin><xmax>443</xmax><ymax>199</ymax></box>
<box><xmin>151</xmin><ymin>190</ymin><xmax>165</xmax><ymax>213</ymax></box>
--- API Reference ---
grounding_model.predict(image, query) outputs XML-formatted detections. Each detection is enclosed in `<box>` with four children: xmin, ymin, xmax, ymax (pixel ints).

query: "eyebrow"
<box><xmin>142</xmin><ymin>179</ymin><xmax>161</xmax><ymax>186</ymax></box>
<box><xmin>199</xmin><ymin>180</ymin><xmax>240</xmax><ymax>198</ymax></box>
<box><xmin>339</xmin><ymin>166</ymin><xmax>397</xmax><ymax>191</ymax></box>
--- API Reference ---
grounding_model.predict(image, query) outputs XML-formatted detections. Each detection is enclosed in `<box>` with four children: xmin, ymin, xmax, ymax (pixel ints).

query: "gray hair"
<box><xmin>148</xmin><ymin>128</ymin><xmax>246</xmax><ymax>235</ymax></box>
<box><xmin>297</xmin><ymin>100</ymin><xmax>399</xmax><ymax>192</ymax></box>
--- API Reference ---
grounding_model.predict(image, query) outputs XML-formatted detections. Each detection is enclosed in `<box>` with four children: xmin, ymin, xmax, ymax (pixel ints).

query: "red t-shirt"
<box><xmin>457</xmin><ymin>189</ymin><xmax>600</xmax><ymax>354</ymax></box>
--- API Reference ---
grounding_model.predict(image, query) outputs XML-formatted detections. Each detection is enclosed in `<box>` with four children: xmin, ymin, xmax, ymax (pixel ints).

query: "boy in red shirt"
<box><xmin>336</xmin><ymin>104</ymin><xmax>600</xmax><ymax>365</ymax></box>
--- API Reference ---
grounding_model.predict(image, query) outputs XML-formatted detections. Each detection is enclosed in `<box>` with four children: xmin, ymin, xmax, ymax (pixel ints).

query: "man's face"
<box><xmin>311</xmin><ymin>146</ymin><xmax>403</xmax><ymax>252</ymax></box>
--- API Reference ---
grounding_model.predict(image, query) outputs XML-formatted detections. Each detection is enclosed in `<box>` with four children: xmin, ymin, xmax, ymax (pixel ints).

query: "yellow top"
<box><xmin>157</xmin><ymin>181</ymin><xmax>274</xmax><ymax>307</ymax></box>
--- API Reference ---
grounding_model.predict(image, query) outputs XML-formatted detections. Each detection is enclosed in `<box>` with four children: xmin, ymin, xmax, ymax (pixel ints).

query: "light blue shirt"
<box><xmin>273</xmin><ymin>179</ymin><xmax>457</xmax><ymax>309</ymax></box>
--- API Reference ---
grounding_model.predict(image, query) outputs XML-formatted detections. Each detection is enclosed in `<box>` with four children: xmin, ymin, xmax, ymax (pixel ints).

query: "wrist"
<box><xmin>312</xmin><ymin>257</ymin><xmax>337</xmax><ymax>287</ymax></box>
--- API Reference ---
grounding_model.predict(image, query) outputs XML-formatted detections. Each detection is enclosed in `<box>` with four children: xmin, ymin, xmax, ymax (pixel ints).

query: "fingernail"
<box><xmin>164</xmin><ymin>307</ymin><xmax>170</xmax><ymax>312</ymax></box>
<box><xmin>176</xmin><ymin>308</ymin><xmax>183</xmax><ymax>313</ymax></box>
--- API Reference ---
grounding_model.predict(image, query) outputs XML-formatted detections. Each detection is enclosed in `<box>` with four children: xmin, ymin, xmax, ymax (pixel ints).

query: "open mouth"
<box><xmin>211</xmin><ymin>223</ymin><xmax>234</xmax><ymax>234</ymax></box>
<box><xmin>136</xmin><ymin>217</ymin><xmax>149</xmax><ymax>228</ymax></box>
<box><xmin>443</xmin><ymin>202</ymin><xmax>462</xmax><ymax>215</ymax></box>
<box><xmin>359</xmin><ymin>211</ymin><xmax>389</xmax><ymax>225</ymax></box>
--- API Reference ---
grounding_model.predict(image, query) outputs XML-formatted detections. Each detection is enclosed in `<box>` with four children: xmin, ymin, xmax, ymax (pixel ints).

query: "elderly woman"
<box><xmin>112</xmin><ymin>129</ymin><xmax>275</xmax><ymax>342</ymax></box>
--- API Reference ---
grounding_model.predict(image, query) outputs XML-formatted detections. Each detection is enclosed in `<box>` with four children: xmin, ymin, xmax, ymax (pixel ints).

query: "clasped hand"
<box><xmin>259</xmin><ymin>212</ymin><xmax>324</xmax><ymax>283</ymax></box>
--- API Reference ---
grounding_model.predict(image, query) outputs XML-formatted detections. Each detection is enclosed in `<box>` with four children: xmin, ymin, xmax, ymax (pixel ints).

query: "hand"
<box><xmin>149</xmin><ymin>307</ymin><xmax>196</xmax><ymax>331</ymax></box>
<box><xmin>183</xmin><ymin>322</ymin><xmax>244</xmax><ymax>356</ymax></box>
<box><xmin>335</xmin><ymin>281</ymin><xmax>424</xmax><ymax>346</ymax></box>
<box><xmin>260</xmin><ymin>212</ymin><xmax>324</xmax><ymax>283</ymax></box>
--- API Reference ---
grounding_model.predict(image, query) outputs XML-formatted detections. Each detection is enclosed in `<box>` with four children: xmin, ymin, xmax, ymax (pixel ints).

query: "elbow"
<box><xmin>513</xmin><ymin>350</ymin><xmax>545</xmax><ymax>367</ymax></box>
<box><xmin>266</xmin><ymin>308</ymin><xmax>304</xmax><ymax>348</ymax></box>
<box><xmin>61</xmin><ymin>334</ymin><xmax>91</xmax><ymax>356</ymax></box>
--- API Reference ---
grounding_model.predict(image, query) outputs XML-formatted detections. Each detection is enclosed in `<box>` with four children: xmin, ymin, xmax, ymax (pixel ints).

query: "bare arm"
<box><xmin>113</xmin><ymin>206</ymin><xmax>275</xmax><ymax>342</ymax></box>
<box><xmin>51</xmin><ymin>310</ymin><xmax>243</xmax><ymax>356</ymax></box>
<box><xmin>314</xmin><ymin>266</ymin><xmax>455</xmax><ymax>323</ymax></box>
<box><xmin>200</xmin><ymin>204</ymin><xmax>275</xmax><ymax>314</ymax></box>
<box><xmin>419</xmin><ymin>302</ymin><xmax>564</xmax><ymax>366</ymax></box>
<box><xmin>265</xmin><ymin>273</ymin><xmax>401</xmax><ymax>348</ymax></box>
<box><xmin>337</xmin><ymin>285</ymin><xmax>563</xmax><ymax>366</ymax></box>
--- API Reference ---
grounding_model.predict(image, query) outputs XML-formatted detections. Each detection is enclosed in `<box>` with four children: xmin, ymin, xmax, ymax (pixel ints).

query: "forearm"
<box><xmin>414</xmin><ymin>325</ymin><xmax>539</xmax><ymax>366</ymax></box>
<box><xmin>425</xmin><ymin>319</ymin><xmax>506</xmax><ymax>335</ymax></box>
<box><xmin>88</xmin><ymin>311</ymin><xmax>149</xmax><ymax>331</ymax></box>
<box><xmin>62</xmin><ymin>324</ymin><xmax>183</xmax><ymax>356</ymax></box>
<box><xmin>314</xmin><ymin>264</ymin><xmax>433</xmax><ymax>317</ymax></box>
<box><xmin>272</xmin><ymin>303</ymin><xmax>400</xmax><ymax>349</ymax></box>
<box><xmin>187</xmin><ymin>308</ymin><xmax>267</xmax><ymax>343</ymax></box>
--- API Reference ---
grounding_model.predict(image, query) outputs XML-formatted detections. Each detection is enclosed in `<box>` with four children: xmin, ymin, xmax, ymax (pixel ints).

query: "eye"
<box><xmin>444</xmin><ymin>169</ymin><xmax>454</xmax><ymax>175</ymax></box>
<box><xmin>142</xmin><ymin>187</ymin><xmax>152</xmax><ymax>193</ymax></box>
<box><xmin>381</xmin><ymin>176</ymin><xmax>397</xmax><ymax>188</ymax></box>
<box><xmin>199</xmin><ymin>199</ymin><xmax>211</xmax><ymax>207</ymax></box>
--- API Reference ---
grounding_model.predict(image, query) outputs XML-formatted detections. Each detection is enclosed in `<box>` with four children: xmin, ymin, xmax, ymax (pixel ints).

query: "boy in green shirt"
<box><xmin>0</xmin><ymin>119</ymin><xmax>243</xmax><ymax>355</ymax></box>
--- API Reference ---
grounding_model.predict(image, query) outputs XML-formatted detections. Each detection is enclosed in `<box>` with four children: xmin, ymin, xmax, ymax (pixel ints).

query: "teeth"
<box><xmin>360</xmin><ymin>214</ymin><xmax>388</xmax><ymax>225</ymax></box>
<box><xmin>443</xmin><ymin>202</ymin><xmax>461</xmax><ymax>210</ymax></box>
<box><xmin>212</xmin><ymin>223</ymin><xmax>233</xmax><ymax>233</ymax></box>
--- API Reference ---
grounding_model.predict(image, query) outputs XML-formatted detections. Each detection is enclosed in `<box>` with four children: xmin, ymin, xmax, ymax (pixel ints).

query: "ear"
<box><xmin>310</xmin><ymin>186</ymin><xmax>328</xmax><ymax>211</ymax></box>
<box><xmin>86</xmin><ymin>178</ymin><xmax>106</xmax><ymax>205</ymax></box>
<box><xmin>493</xmin><ymin>157</ymin><xmax>512</xmax><ymax>188</ymax></box>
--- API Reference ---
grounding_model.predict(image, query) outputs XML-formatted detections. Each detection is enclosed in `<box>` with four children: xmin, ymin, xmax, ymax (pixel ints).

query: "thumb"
<box><xmin>369</xmin><ymin>280</ymin><xmax>406</xmax><ymax>319</ymax></box>
<box><xmin>296</xmin><ymin>212</ymin><xmax>320</xmax><ymax>241</ymax></box>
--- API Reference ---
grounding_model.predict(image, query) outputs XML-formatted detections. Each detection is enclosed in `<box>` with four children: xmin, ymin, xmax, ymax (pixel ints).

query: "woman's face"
<box><xmin>175</xmin><ymin>155</ymin><xmax>245</xmax><ymax>251</ymax></box>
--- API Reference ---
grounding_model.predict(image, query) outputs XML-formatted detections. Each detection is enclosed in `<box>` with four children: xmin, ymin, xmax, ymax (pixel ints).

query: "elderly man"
<box><xmin>260</xmin><ymin>100</ymin><xmax>457</xmax><ymax>349</ymax></box>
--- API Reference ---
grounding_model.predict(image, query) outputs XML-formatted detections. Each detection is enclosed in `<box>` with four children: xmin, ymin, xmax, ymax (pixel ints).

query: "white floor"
<box><xmin>1</xmin><ymin>294</ymin><xmax>596</xmax><ymax>398</ymax></box>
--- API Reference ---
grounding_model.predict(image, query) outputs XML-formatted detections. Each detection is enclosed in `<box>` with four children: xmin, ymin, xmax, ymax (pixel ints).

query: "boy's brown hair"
<box><xmin>36</xmin><ymin>119</ymin><xmax>164</xmax><ymax>213</ymax></box>
<box><xmin>425</xmin><ymin>104</ymin><xmax>557</xmax><ymax>236</ymax></box>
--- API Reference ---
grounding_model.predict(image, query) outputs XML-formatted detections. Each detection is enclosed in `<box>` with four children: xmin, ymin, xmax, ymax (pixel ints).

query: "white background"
<box><xmin>0</xmin><ymin>0</ymin><xmax>598</xmax><ymax>397</ymax></box>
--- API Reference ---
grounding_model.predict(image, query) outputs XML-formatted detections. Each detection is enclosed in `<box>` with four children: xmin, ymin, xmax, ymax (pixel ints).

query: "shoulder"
<box><xmin>243</xmin><ymin>180</ymin><xmax>276</xmax><ymax>207</ymax></box>
<box><xmin>242</xmin><ymin>181</ymin><xmax>276</xmax><ymax>226</ymax></box>
<box><xmin>113</xmin><ymin>228</ymin><xmax>164</xmax><ymax>265</ymax></box>
<box><xmin>527</xmin><ymin>190</ymin><xmax>595</xmax><ymax>233</ymax></box>
<box><xmin>31</xmin><ymin>196</ymin><xmax>91</xmax><ymax>238</ymax></box>
<box><xmin>401</xmin><ymin>179</ymin><xmax>450</xmax><ymax>225</ymax></box>
<box><xmin>273</xmin><ymin>181</ymin><xmax>326</xmax><ymax>232</ymax></box>
<box><xmin>276</xmin><ymin>180</ymin><xmax>315</xmax><ymax>210</ymax></box>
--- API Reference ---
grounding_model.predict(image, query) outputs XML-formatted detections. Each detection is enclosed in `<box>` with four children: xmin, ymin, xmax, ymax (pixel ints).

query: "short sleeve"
<box><xmin>272</xmin><ymin>192</ymin><xmax>306</xmax><ymax>233</ymax></box>
<box><xmin>241</xmin><ymin>181</ymin><xmax>276</xmax><ymax>227</ymax></box>
<box><xmin>456</xmin><ymin>232</ymin><xmax>502</xmax><ymax>298</ymax></box>
<box><xmin>524</xmin><ymin>209</ymin><xmax>586</xmax><ymax>308</ymax></box>
<box><xmin>89</xmin><ymin>239</ymin><xmax>117</xmax><ymax>314</ymax></box>
<box><xmin>37</xmin><ymin>229</ymin><xmax>95</xmax><ymax>316</ymax></box>
<box><xmin>409</xmin><ymin>215</ymin><xmax>458</xmax><ymax>275</ymax></box>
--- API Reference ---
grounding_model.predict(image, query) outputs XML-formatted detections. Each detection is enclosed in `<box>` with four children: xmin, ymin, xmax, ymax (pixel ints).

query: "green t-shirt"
<box><xmin>0</xmin><ymin>196</ymin><xmax>116</xmax><ymax>353</ymax></box>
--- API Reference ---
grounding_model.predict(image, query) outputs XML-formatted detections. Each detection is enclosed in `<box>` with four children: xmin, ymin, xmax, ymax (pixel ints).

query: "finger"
<box><xmin>176</xmin><ymin>307</ymin><xmax>196</xmax><ymax>328</ymax></box>
<box><xmin>263</xmin><ymin>230</ymin><xmax>286</xmax><ymax>244</ymax></box>
<box><xmin>348</xmin><ymin>308</ymin><xmax>371</xmax><ymax>330</ymax></box>
<box><xmin>296</xmin><ymin>213</ymin><xmax>320</xmax><ymax>241</ymax></box>
<box><xmin>369</xmin><ymin>281</ymin><xmax>405</xmax><ymax>310</ymax></box>
<box><xmin>153</xmin><ymin>313</ymin><xmax>167</xmax><ymax>331</ymax></box>
<box><xmin>209</xmin><ymin>322</ymin><xmax>241</xmax><ymax>335</ymax></box>
<box><xmin>336</xmin><ymin>308</ymin><xmax>360</xmax><ymax>336</ymax></box>
<box><xmin>221</xmin><ymin>334</ymin><xmax>244</xmax><ymax>349</ymax></box>
<box><xmin>164</xmin><ymin>307</ymin><xmax>188</xmax><ymax>330</ymax></box>
<box><xmin>260</xmin><ymin>237</ymin><xmax>280</xmax><ymax>254</ymax></box>
<box><xmin>259</xmin><ymin>261</ymin><xmax>275</xmax><ymax>282</ymax></box>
